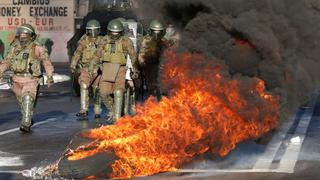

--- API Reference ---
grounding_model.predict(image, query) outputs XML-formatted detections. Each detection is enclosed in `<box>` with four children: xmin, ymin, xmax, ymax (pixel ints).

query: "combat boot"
<box><xmin>20</xmin><ymin>94</ymin><xmax>34</xmax><ymax>132</ymax></box>
<box><xmin>76</xmin><ymin>83</ymin><xmax>89</xmax><ymax>117</ymax></box>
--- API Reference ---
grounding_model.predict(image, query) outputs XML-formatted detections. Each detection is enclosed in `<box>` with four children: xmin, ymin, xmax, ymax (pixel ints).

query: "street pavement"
<box><xmin>0</xmin><ymin>63</ymin><xmax>319</xmax><ymax>180</ymax></box>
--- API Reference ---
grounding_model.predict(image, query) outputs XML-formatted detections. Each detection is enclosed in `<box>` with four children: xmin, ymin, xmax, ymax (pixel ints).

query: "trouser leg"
<box><xmin>102</xmin><ymin>95</ymin><xmax>114</xmax><ymax>122</ymax></box>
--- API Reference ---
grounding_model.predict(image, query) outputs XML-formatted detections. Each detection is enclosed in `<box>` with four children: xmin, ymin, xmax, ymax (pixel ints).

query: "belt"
<box><xmin>15</xmin><ymin>73</ymin><xmax>40</xmax><ymax>78</ymax></box>
<box><xmin>15</xmin><ymin>73</ymin><xmax>32</xmax><ymax>77</ymax></box>
<box><xmin>102</xmin><ymin>62</ymin><xmax>126</xmax><ymax>66</ymax></box>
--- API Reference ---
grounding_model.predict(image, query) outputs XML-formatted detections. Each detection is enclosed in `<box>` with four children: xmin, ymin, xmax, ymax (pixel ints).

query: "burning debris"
<box><xmin>55</xmin><ymin>51</ymin><xmax>279</xmax><ymax>179</ymax></box>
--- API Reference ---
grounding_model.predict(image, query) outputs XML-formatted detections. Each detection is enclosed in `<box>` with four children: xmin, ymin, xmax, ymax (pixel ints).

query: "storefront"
<box><xmin>0</xmin><ymin>0</ymin><xmax>75</xmax><ymax>62</ymax></box>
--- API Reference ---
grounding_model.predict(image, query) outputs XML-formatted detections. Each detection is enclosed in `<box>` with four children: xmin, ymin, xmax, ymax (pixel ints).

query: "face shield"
<box><xmin>86</xmin><ymin>27</ymin><xmax>100</xmax><ymax>37</ymax></box>
<box><xmin>17</xmin><ymin>27</ymin><xmax>33</xmax><ymax>42</ymax></box>
<box><xmin>151</xmin><ymin>30</ymin><xmax>163</xmax><ymax>41</ymax></box>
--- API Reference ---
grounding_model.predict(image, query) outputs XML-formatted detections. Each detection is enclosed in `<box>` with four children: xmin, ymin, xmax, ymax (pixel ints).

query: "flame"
<box><xmin>235</xmin><ymin>38</ymin><xmax>257</xmax><ymax>49</ymax></box>
<box><xmin>66</xmin><ymin>51</ymin><xmax>279</xmax><ymax>179</ymax></box>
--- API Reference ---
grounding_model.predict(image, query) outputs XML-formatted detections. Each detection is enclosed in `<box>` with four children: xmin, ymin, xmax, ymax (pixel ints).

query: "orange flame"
<box><xmin>234</xmin><ymin>38</ymin><xmax>257</xmax><ymax>49</ymax></box>
<box><xmin>67</xmin><ymin>51</ymin><xmax>280</xmax><ymax>179</ymax></box>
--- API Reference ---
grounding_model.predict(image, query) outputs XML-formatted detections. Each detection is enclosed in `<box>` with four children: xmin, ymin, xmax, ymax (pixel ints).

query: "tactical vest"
<box><xmin>102</xmin><ymin>36</ymin><xmax>127</xmax><ymax>65</ymax></box>
<box><xmin>10</xmin><ymin>42</ymin><xmax>42</xmax><ymax>77</ymax></box>
<box><xmin>81</xmin><ymin>36</ymin><xmax>101</xmax><ymax>66</ymax></box>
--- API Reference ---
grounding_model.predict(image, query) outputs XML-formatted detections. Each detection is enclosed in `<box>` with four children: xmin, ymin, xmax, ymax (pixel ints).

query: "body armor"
<box><xmin>81</xmin><ymin>36</ymin><xmax>102</xmax><ymax>69</ymax></box>
<box><xmin>93</xmin><ymin>86</ymin><xmax>101</xmax><ymax>116</ymax></box>
<box><xmin>10</xmin><ymin>42</ymin><xmax>42</xmax><ymax>77</ymax></box>
<box><xmin>80</xmin><ymin>83</ymin><xmax>89</xmax><ymax>114</ymax></box>
<box><xmin>102</xmin><ymin>36</ymin><xmax>127</xmax><ymax>65</ymax></box>
<box><xmin>114</xmin><ymin>89</ymin><xmax>124</xmax><ymax>121</ymax></box>
<box><xmin>20</xmin><ymin>94</ymin><xmax>34</xmax><ymax>132</ymax></box>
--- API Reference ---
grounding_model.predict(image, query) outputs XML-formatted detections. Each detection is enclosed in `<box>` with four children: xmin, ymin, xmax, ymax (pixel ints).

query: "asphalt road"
<box><xmin>0</xmin><ymin>63</ymin><xmax>320</xmax><ymax>180</ymax></box>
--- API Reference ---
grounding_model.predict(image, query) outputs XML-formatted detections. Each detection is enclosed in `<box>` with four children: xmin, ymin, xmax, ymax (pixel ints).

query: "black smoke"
<box><xmin>134</xmin><ymin>0</ymin><xmax>320</xmax><ymax>120</ymax></box>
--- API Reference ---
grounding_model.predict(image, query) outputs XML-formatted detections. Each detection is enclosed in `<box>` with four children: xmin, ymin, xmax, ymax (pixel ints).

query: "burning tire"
<box><xmin>58</xmin><ymin>151</ymin><xmax>115</xmax><ymax>179</ymax></box>
<box><xmin>58</xmin><ymin>131</ymin><xmax>117</xmax><ymax>179</ymax></box>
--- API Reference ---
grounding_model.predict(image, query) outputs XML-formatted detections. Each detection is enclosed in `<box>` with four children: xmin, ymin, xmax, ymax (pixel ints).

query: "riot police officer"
<box><xmin>70</xmin><ymin>19</ymin><xmax>103</xmax><ymax>119</ymax></box>
<box><xmin>0</xmin><ymin>24</ymin><xmax>54</xmax><ymax>132</ymax></box>
<box><xmin>138</xmin><ymin>20</ymin><xmax>169</xmax><ymax>100</ymax></box>
<box><xmin>96</xmin><ymin>19</ymin><xmax>139</xmax><ymax>123</ymax></box>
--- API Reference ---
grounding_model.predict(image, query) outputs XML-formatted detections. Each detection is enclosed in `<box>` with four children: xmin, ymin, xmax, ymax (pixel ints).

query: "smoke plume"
<box><xmin>134</xmin><ymin>0</ymin><xmax>320</xmax><ymax>120</ymax></box>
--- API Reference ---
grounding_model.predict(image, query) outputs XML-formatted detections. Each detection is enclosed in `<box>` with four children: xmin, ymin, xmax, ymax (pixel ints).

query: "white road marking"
<box><xmin>0</xmin><ymin>118</ymin><xmax>58</xmax><ymax>171</ymax></box>
<box><xmin>253</xmin><ymin>119</ymin><xmax>294</xmax><ymax>169</ymax></box>
<box><xmin>40</xmin><ymin>73</ymin><xmax>71</xmax><ymax>85</ymax></box>
<box><xmin>0</xmin><ymin>151</ymin><xmax>23</xmax><ymax>167</ymax></box>
<box><xmin>0</xmin><ymin>73</ymin><xmax>70</xmax><ymax>89</ymax></box>
<box><xmin>0</xmin><ymin>118</ymin><xmax>57</xmax><ymax>136</ymax></box>
<box><xmin>277</xmin><ymin>94</ymin><xmax>318</xmax><ymax>173</ymax></box>
<box><xmin>0</xmin><ymin>170</ymin><xmax>22</xmax><ymax>174</ymax></box>
<box><xmin>176</xmin><ymin>168</ymin><xmax>283</xmax><ymax>173</ymax></box>
<box><xmin>0</xmin><ymin>83</ymin><xmax>10</xmax><ymax>90</ymax></box>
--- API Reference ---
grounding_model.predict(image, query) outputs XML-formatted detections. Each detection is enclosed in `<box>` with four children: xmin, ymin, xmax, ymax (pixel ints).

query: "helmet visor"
<box><xmin>17</xmin><ymin>28</ymin><xmax>32</xmax><ymax>42</ymax></box>
<box><xmin>17</xmin><ymin>26</ymin><xmax>33</xmax><ymax>36</ymax></box>
<box><xmin>86</xmin><ymin>27</ymin><xmax>100</xmax><ymax>37</ymax></box>
<box><xmin>152</xmin><ymin>30</ymin><xmax>163</xmax><ymax>40</ymax></box>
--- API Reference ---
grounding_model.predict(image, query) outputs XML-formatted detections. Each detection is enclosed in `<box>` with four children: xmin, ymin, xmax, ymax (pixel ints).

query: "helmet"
<box><xmin>107</xmin><ymin>19</ymin><xmax>124</xmax><ymax>32</ymax></box>
<box><xmin>86</xmin><ymin>19</ymin><xmax>101</xmax><ymax>37</ymax></box>
<box><xmin>115</xmin><ymin>17</ymin><xmax>126</xmax><ymax>25</ymax></box>
<box><xmin>126</xmin><ymin>19</ymin><xmax>136</xmax><ymax>23</ymax></box>
<box><xmin>149</xmin><ymin>20</ymin><xmax>164</xmax><ymax>31</ymax></box>
<box><xmin>115</xmin><ymin>17</ymin><xmax>127</xmax><ymax>30</ymax></box>
<box><xmin>149</xmin><ymin>20</ymin><xmax>165</xmax><ymax>40</ymax></box>
<box><xmin>17</xmin><ymin>24</ymin><xmax>36</xmax><ymax>42</ymax></box>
